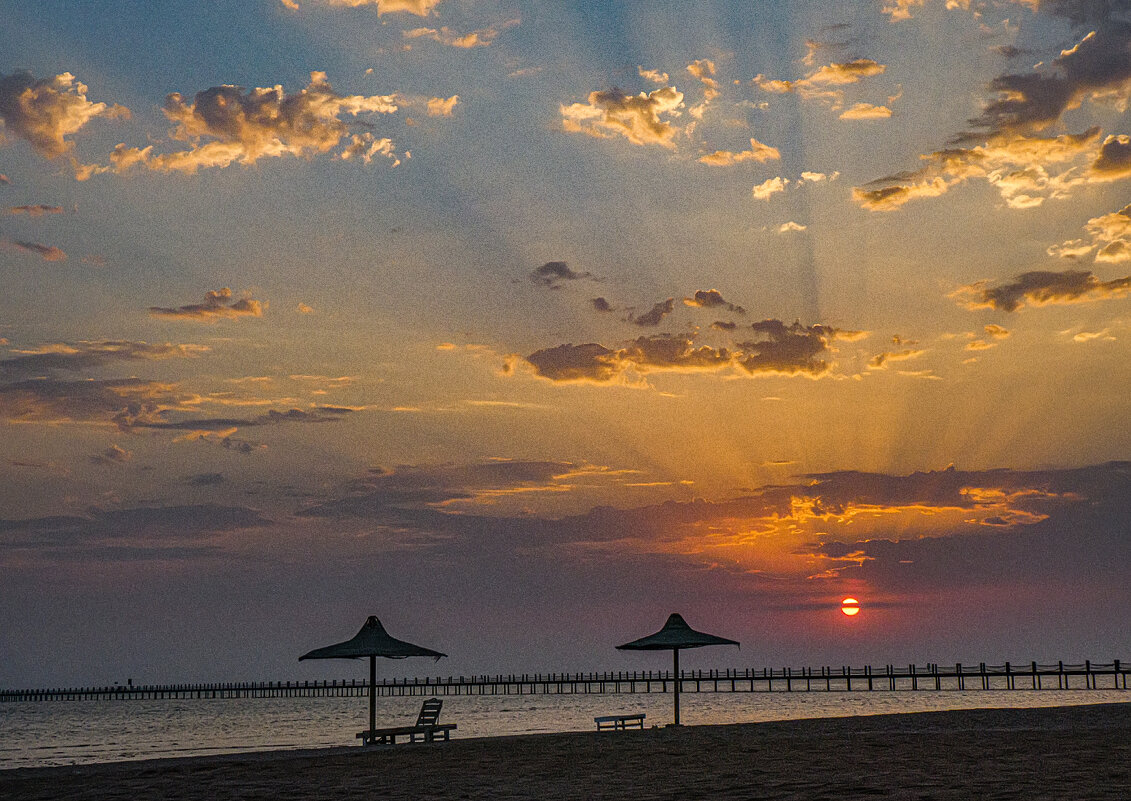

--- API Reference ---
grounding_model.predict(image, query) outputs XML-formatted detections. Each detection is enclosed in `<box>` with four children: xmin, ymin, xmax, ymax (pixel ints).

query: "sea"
<box><xmin>3</xmin><ymin>688</ymin><xmax>1127</xmax><ymax>769</ymax></box>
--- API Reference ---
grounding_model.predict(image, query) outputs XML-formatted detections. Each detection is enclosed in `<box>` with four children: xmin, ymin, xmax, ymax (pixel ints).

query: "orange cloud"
<box><xmin>148</xmin><ymin>288</ymin><xmax>264</xmax><ymax>322</ymax></box>
<box><xmin>78</xmin><ymin>72</ymin><xmax>402</xmax><ymax>177</ymax></box>
<box><xmin>0</xmin><ymin>71</ymin><xmax>127</xmax><ymax>160</ymax></box>
<box><xmin>698</xmin><ymin>137</ymin><xmax>780</xmax><ymax>165</ymax></box>
<box><xmin>561</xmin><ymin>86</ymin><xmax>684</xmax><ymax>148</ymax></box>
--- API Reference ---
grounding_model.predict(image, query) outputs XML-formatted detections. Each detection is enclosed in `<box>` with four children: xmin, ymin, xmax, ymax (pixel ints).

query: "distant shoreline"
<box><xmin>4</xmin><ymin>703</ymin><xmax>1129</xmax><ymax>800</ymax></box>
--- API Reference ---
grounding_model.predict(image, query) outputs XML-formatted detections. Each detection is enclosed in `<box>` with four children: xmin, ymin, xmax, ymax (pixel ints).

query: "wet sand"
<box><xmin>3</xmin><ymin>703</ymin><xmax>1129</xmax><ymax>800</ymax></box>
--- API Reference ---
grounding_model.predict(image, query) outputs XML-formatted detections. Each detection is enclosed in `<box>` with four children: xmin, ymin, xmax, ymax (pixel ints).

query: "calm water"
<box><xmin>2</xmin><ymin>689</ymin><xmax>1127</xmax><ymax>769</ymax></box>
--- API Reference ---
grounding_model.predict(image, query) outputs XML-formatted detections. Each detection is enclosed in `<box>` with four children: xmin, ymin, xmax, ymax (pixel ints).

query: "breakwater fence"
<box><xmin>2</xmin><ymin>660</ymin><xmax>1127</xmax><ymax>702</ymax></box>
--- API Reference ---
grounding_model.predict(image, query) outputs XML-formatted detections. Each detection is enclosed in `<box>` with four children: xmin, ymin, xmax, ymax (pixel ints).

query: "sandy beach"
<box><xmin>3</xmin><ymin>703</ymin><xmax>1128</xmax><ymax>800</ymax></box>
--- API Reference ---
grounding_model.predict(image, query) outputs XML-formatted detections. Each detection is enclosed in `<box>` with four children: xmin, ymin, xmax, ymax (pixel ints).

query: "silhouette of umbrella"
<box><xmin>299</xmin><ymin>615</ymin><xmax>447</xmax><ymax>739</ymax></box>
<box><xmin>617</xmin><ymin>613</ymin><xmax>738</xmax><ymax>726</ymax></box>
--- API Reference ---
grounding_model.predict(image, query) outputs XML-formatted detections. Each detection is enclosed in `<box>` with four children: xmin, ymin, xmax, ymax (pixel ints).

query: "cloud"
<box><xmin>148</xmin><ymin>288</ymin><xmax>264</xmax><ymax>322</ymax></box>
<box><xmin>425</xmin><ymin>95</ymin><xmax>459</xmax><ymax>117</ymax></box>
<box><xmin>778</xmin><ymin>221</ymin><xmax>807</xmax><ymax>233</ymax></box>
<box><xmin>0</xmin><ymin>340</ymin><xmax>208</xmax><ymax>381</ymax></box>
<box><xmin>632</xmin><ymin>298</ymin><xmax>675</xmax><ymax>327</ymax></box>
<box><xmin>90</xmin><ymin>444</ymin><xmax>132</xmax><ymax>466</ymax></box>
<box><xmin>857</xmin><ymin>13</ymin><xmax>1131</xmax><ymax>211</ymax></box>
<box><xmin>0</xmin><ymin>238</ymin><xmax>66</xmax><ymax>261</ymax></box>
<box><xmin>282</xmin><ymin>0</ymin><xmax>442</xmax><ymax>14</ymax></box>
<box><xmin>0</xmin><ymin>377</ymin><xmax>187</xmax><ymax>426</ymax></box>
<box><xmin>868</xmin><ymin>348</ymin><xmax>926</xmax><ymax>369</ymax></box>
<box><xmin>800</xmin><ymin>171</ymin><xmax>840</xmax><ymax>183</ymax></box>
<box><xmin>753</xmin><ymin>58</ymin><xmax>886</xmax><ymax>110</ymax></box>
<box><xmin>529</xmin><ymin>261</ymin><xmax>593</xmax><ymax>288</ymax></box>
<box><xmin>524</xmin><ymin>343</ymin><xmax>624</xmax><ymax>383</ymax></box>
<box><xmin>523</xmin><ymin>336</ymin><xmax>733</xmax><ymax>384</ymax></box>
<box><xmin>6</xmin><ymin>205</ymin><xmax>63</xmax><ymax>216</ymax></box>
<box><xmin>839</xmin><ymin>102</ymin><xmax>892</xmax><ymax>120</ymax></box>
<box><xmin>736</xmin><ymin>320</ymin><xmax>845</xmax><ymax>377</ymax></box>
<box><xmin>560</xmin><ymin>86</ymin><xmax>684</xmax><ymax>148</ymax></box>
<box><xmin>0</xmin><ymin>174</ymin><xmax>9</xmax><ymax>185</ymax></box>
<box><xmin>752</xmin><ymin>176</ymin><xmax>789</xmax><ymax>200</ymax></box>
<box><xmin>698</xmin><ymin>137</ymin><xmax>780</xmax><ymax>165</ymax></box>
<box><xmin>1091</xmin><ymin>134</ymin><xmax>1131</xmax><ymax>180</ymax></box>
<box><xmin>984</xmin><ymin>324</ymin><xmax>1011</xmax><ymax>338</ymax></box>
<box><xmin>806</xmin><ymin>59</ymin><xmax>886</xmax><ymax>85</ymax></box>
<box><xmin>0</xmin><ymin>71</ymin><xmax>127</xmax><ymax>159</ymax></box>
<box><xmin>403</xmin><ymin>19</ymin><xmax>517</xmax><ymax>48</ymax></box>
<box><xmin>78</xmin><ymin>72</ymin><xmax>402</xmax><ymax>177</ymax></box>
<box><xmin>522</xmin><ymin>319</ymin><xmax>856</xmax><ymax>383</ymax></box>
<box><xmin>686</xmin><ymin>59</ymin><xmax>720</xmax><ymax>118</ymax></box>
<box><xmin>0</xmin><ymin>504</ymin><xmax>270</xmax><ymax>557</ymax></box>
<box><xmin>683</xmin><ymin>289</ymin><xmax>745</xmax><ymax>313</ymax></box>
<box><xmin>1051</xmin><ymin>202</ymin><xmax>1131</xmax><ymax>263</ymax></box>
<box><xmin>953</xmin><ymin>269</ymin><xmax>1131</xmax><ymax>311</ymax></box>
<box><xmin>297</xmin><ymin>459</ymin><xmax>582</xmax><ymax>517</ymax></box>
<box><xmin>592</xmin><ymin>297</ymin><xmax>615</xmax><ymax>313</ymax></box>
<box><xmin>638</xmin><ymin>67</ymin><xmax>669</xmax><ymax>84</ymax></box>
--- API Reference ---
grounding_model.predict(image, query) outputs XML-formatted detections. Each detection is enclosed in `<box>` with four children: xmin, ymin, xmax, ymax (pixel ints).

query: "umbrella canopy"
<box><xmin>299</xmin><ymin>616</ymin><xmax>447</xmax><ymax>742</ymax></box>
<box><xmin>616</xmin><ymin>613</ymin><xmax>739</xmax><ymax>652</ymax></box>
<box><xmin>617</xmin><ymin>613</ymin><xmax>738</xmax><ymax>726</ymax></box>
<box><xmin>299</xmin><ymin>615</ymin><xmax>447</xmax><ymax>661</ymax></box>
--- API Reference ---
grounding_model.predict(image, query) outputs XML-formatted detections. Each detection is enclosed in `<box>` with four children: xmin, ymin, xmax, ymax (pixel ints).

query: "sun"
<box><xmin>841</xmin><ymin>597</ymin><xmax>860</xmax><ymax>617</ymax></box>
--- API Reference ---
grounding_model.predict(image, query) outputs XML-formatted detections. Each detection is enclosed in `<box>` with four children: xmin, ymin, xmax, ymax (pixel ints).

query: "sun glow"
<box><xmin>841</xmin><ymin>597</ymin><xmax>860</xmax><ymax>617</ymax></box>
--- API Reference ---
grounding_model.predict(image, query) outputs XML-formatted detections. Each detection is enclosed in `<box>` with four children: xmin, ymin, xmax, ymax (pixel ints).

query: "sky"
<box><xmin>1</xmin><ymin>0</ymin><xmax>1130</xmax><ymax>687</ymax></box>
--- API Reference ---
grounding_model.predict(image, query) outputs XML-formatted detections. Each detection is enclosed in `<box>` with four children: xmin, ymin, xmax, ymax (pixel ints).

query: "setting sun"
<box><xmin>841</xmin><ymin>598</ymin><xmax>861</xmax><ymax>617</ymax></box>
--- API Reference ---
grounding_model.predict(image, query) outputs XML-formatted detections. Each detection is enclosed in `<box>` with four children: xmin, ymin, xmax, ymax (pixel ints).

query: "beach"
<box><xmin>2</xmin><ymin>703</ymin><xmax>1128</xmax><ymax>800</ymax></box>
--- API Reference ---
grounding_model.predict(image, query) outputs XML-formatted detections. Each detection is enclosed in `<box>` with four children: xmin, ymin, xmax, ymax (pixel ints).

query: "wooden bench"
<box><xmin>358</xmin><ymin>698</ymin><xmax>457</xmax><ymax>745</ymax></box>
<box><xmin>594</xmin><ymin>713</ymin><xmax>646</xmax><ymax>731</ymax></box>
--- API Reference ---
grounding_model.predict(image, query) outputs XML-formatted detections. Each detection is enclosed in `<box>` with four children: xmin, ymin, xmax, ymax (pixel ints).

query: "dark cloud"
<box><xmin>683</xmin><ymin>289</ymin><xmax>746</xmax><ymax>314</ymax></box>
<box><xmin>188</xmin><ymin>472</ymin><xmax>225</xmax><ymax>486</ymax></box>
<box><xmin>953</xmin><ymin>269</ymin><xmax>1131</xmax><ymax>311</ymax></box>
<box><xmin>0</xmin><ymin>504</ymin><xmax>269</xmax><ymax>556</ymax></box>
<box><xmin>0</xmin><ymin>377</ymin><xmax>183</xmax><ymax>427</ymax></box>
<box><xmin>298</xmin><ymin>459</ymin><xmax>575</xmax><ymax>517</ymax></box>
<box><xmin>148</xmin><ymin>288</ymin><xmax>264</xmax><ymax>322</ymax></box>
<box><xmin>529</xmin><ymin>261</ymin><xmax>594</xmax><ymax>288</ymax></box>
<box><xmin>711</xmin><ymin>320</ymin><xmax>737</xmax><ymax>331</ymax></box>
<box><xmin>1</xmin><ymin>238</ymin><xmax>66</xmax><ymax>261</ymax></box>
<box><xmin>137</xmin><ymin>406</ymin><xmax>355</xmax><ymax>432</ymax></box>
<box><xmin>1092</xmin><ymin>134</ymin><xmax>1131</xmax><ymax>179</ymax></box>
<box><xmin>90</xmin><ymin>444</ymin><xmax>131</xmax><ymax>466</ymax></box>
<box><xmin>0</xmin><ymin>70</ymin><xmax>127</xmax><ymax>159</ymax></box>
<box><xmin>524</xmin><ymin>320</ymin><xmax>856</xmax><ymax>383</ymax></box>
<box><xmin>525</xmin><ymin>343</ymin><xmax>622</xmax><ymax>383</ymax></box>
<box><xmin>991</xmin><ymin>45</ymin><xmax>1029</xmax><ymax>59</ymax></box>
<box><xmin>0</xmin><ymin>340</ymin><xmax>207</xmax><ymax>381</ymax></box>
<box><xmin>591</xmin><ymin>297</ymin><xmax>614</xmax><ymax>312</ymax></box>
<box><xmin>632</xmin><ymin>298</ymin><xmax>675</xmax><ymax>327</ymax></box>
<box><xmin>736</xmin><ymin>320</ymin><xmax>841</xmax><ymax>376</ymax></box>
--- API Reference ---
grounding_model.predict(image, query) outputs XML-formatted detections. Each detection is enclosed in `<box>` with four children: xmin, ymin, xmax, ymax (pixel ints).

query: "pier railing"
<box><xmin>2</xmin><ymin>660</ymin><xmax>1126</xmax><ymax>702</ymax></box>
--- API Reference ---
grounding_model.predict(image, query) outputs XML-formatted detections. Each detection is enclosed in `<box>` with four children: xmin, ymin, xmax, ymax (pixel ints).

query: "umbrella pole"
<box><xmin>369</xmin><ymin>654</ymin><xmax>376</xmax><ymax>736</ymax></box>
<box><xmin>673</xmin><ymin>648</ymin><xmax>680</xmax><ymax>726</ymax></box>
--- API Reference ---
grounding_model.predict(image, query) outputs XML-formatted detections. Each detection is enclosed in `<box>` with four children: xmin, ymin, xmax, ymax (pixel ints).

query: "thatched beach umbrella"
<box><xmin>617</xmin><ymin>613</ymin><xmax>738</xmax><ymax>726</ymax></box>
<box><xmin>299</xmin><ymin>615</ymin><xmax>447</xmax><ymax>739</ymax></box>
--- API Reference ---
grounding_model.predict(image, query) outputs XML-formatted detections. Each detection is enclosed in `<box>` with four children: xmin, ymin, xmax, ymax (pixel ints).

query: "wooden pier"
<box><xmin>2</xmin><ymin>660</ymin><xmax>1125</xmax><ymax>703</ymax></box>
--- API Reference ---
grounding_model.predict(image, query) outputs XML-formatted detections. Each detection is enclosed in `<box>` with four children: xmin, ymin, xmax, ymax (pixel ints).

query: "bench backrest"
<box><xmin>416</xmin><ymin>698</ymin><xmax>443</xmax><ymax>726</ymax></box>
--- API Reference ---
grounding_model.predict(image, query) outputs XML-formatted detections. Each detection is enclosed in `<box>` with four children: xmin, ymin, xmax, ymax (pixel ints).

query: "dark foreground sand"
<box><xmin>3</xmin><ymin>703</ymin><xmax>1129</xmax><ymax>800</ymax></box>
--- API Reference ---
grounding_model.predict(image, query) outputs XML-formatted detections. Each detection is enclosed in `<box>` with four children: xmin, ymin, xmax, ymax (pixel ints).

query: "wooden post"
<box><xmin>368</xmin><ymin>655</ymin><xmax>376</xmax><ymax>738</ymax></box>
<box><xmin>673</xmin><ymin>648</ymin><xmax>681</xmax><ymax>726</ymax></box>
